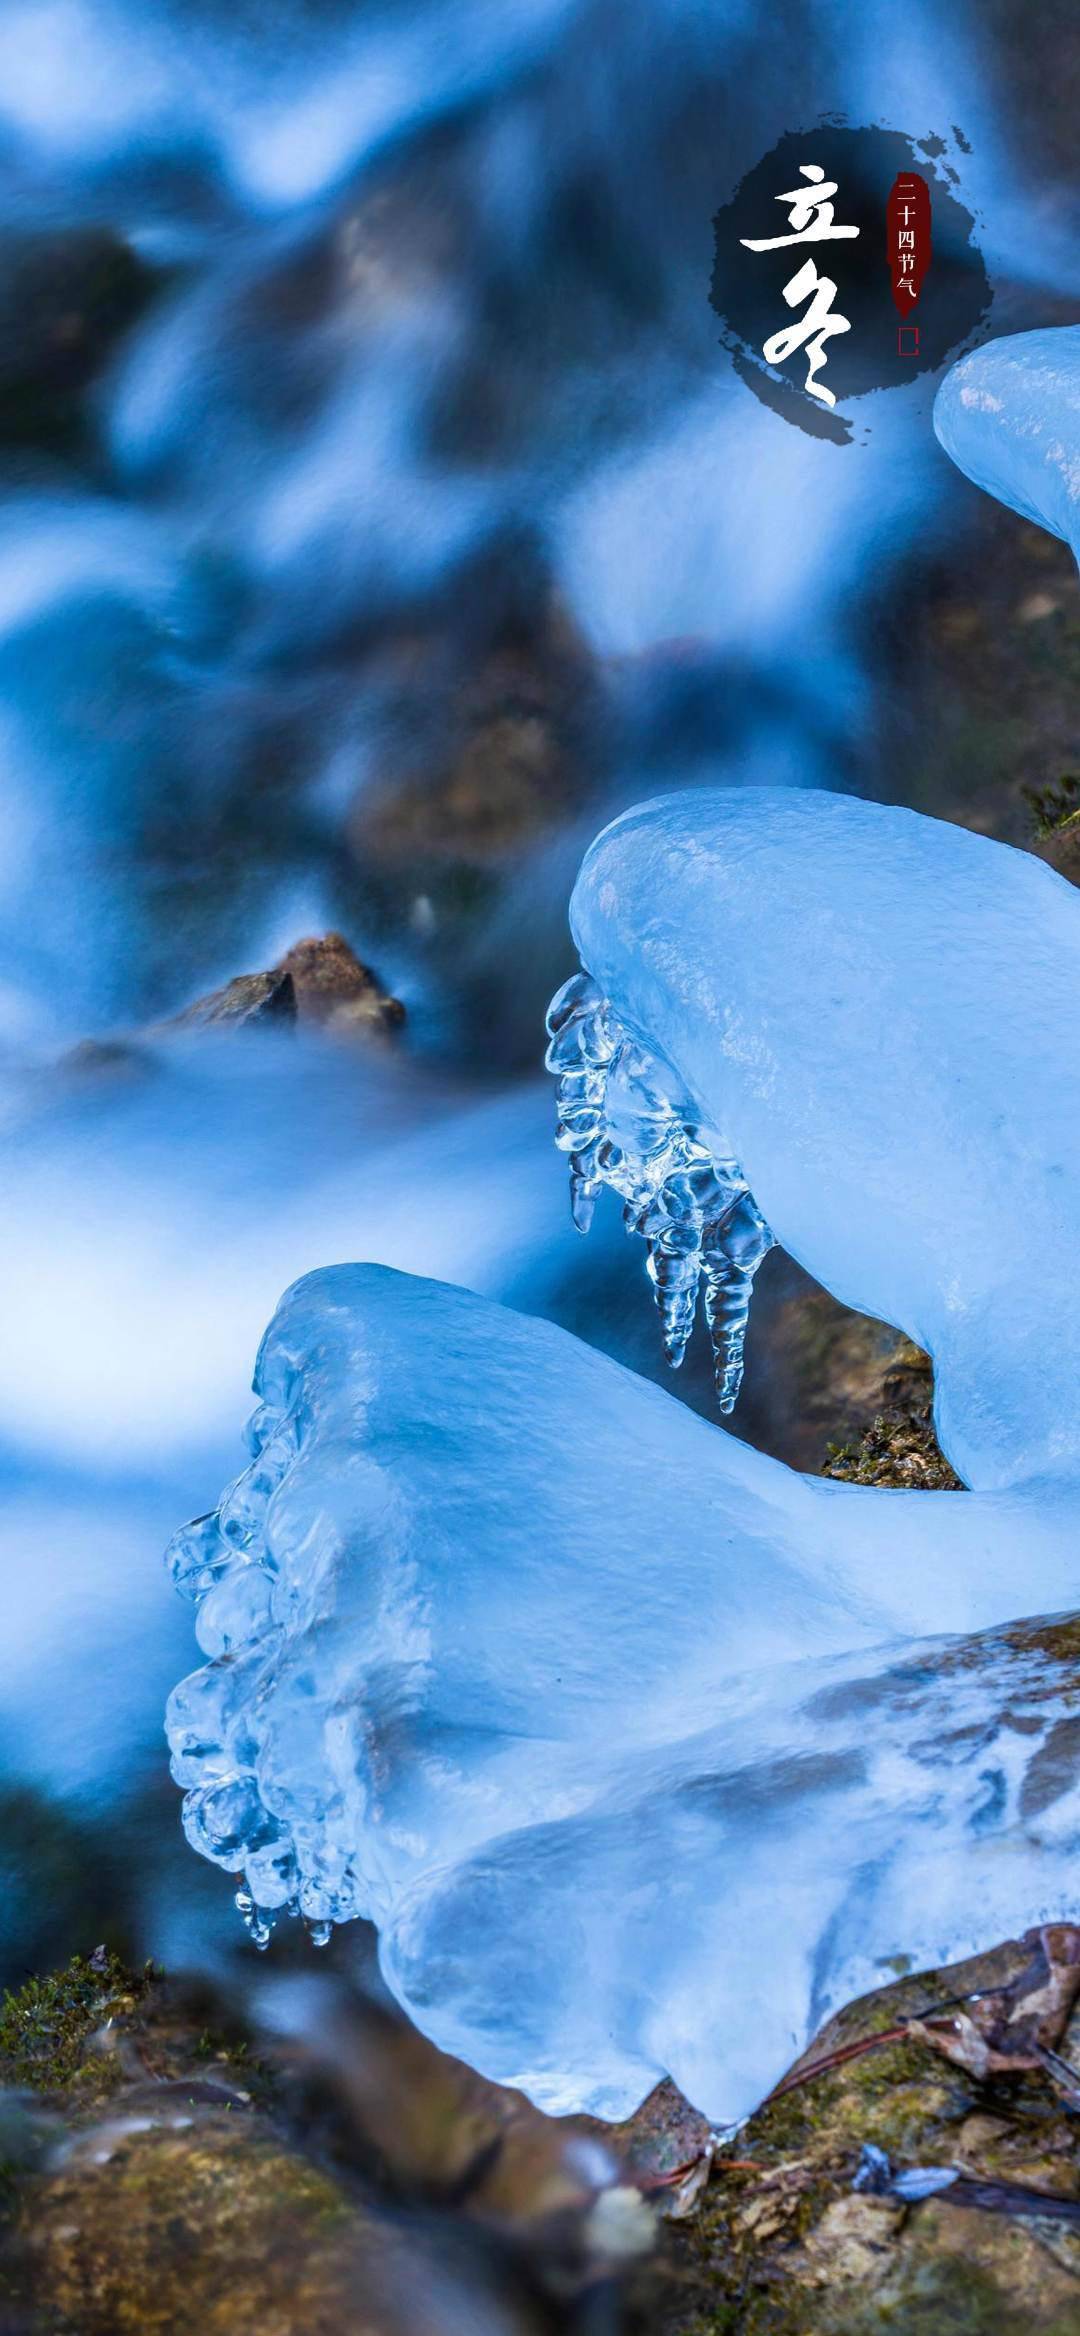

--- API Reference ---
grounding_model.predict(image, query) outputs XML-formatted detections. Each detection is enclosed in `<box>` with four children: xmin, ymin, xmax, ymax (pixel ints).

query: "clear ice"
<box><xmin>165</xmin><ymin>327</ymin><xmax>1080</xmax><ymax>2124</ymax></box>
<box><xmin>545</xmin><ymin>972</ymin><xmax>773</xmax><ymax>1408</ymax></box>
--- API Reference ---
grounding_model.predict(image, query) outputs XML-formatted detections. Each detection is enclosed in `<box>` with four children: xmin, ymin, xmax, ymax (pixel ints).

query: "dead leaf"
<box><xmin>908</xmin><ymin>1924</ymin><xmax>1080</xmax><ymax>2080</ymax></box>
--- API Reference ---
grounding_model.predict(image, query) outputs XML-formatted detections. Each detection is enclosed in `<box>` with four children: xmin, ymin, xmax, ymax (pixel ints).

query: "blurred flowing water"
<box><xmin>0</xmin><ymin>0</ymin><xmax>1075</xmax><ymax>1986</ymax></box>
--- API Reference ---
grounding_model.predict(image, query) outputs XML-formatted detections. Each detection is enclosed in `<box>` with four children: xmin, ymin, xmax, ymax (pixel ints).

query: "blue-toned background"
<box><xmin>0</xmin><ymin>0</ymin><xmax>1076</xmax><ymax>1988</ymax></box>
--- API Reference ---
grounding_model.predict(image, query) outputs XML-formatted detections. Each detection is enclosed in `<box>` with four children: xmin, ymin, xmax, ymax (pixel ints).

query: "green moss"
<box><xmin>0</xmin><ymin>1952</ymin><xmax>145</xmax><ymax>2094</ymax></box>
<box><xmin>816</xmin><ymin>2250</ymin><xmax>1080</xmax><ymax>2335</ymax></box>
<box><xmin>1024</xmin><ymin>772</ymin><xmax>1080</xmax><ymax>840</ymax></box>
<box><xmin>824</xmin><ymin>1412</ymin><xmax>961</xmax><ymax>1490</ymax></box>
<box><xmin>194</xmin><ymin>2028</ymin><xmax>250</xmax><ymax>2065</ymax></box>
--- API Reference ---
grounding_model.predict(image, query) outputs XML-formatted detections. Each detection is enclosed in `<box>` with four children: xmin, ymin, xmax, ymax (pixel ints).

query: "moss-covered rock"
<box><xmin>0</xmin><ymin>1950</ymin><xmax>146</xmax><ymax>2099</ymax></box>
<box><xmin>818</xmin><ymin>1326</ymin><xmax>963</xmax><ymax>1485</ymax></box>
<box><xmin>0</xmin><ymin>1955</ymin><xmax>646</xmax><ymax>2333</ymax></box>
<box><xmin>658</xmin><ymin>1930</ymin><xmax>1080</xmax><ymax>2333</ymax></box>
<box><xmin>821</xmin><ymin>1333</ymin><xmax>961</xmax><ymax>1488</ymax></box>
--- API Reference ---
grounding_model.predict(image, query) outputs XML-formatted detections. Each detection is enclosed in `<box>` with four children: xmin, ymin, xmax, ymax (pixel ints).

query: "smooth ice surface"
<box><xmin>933</xmin><ymin>325</ymin><xmax>1080</xmax><ymax>561</ymax></box>
<box><xmin>572</xmin><ymin>790</ymin><xmax>1080</xmax><ymax>1493</ymax></box>
<box><xmin>165</xmin><ymin>783</ymin><xmax>1080</xmax><ymax>2121</ymax></box>
<box><xmin>166</xmin><ymin>1260</ymin><xmax>1080</xmax><ymax>2122</ymax></box>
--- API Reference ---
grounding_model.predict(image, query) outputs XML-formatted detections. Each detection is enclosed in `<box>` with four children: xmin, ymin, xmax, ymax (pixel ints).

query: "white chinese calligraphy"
<box><xmin>761</xmin><ymin>257</ymin><xmax>852</xmax><ymax>407</ymax></box>
<box><xmin>740</xmin><ymin>163</ymin><xmax>859</xmax><ymax>408</ymax></box>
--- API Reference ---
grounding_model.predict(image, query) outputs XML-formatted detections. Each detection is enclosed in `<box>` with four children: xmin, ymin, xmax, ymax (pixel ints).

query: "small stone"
<box><xmin>160</xmin><ymin>934</ymin><xmax>404</xmax><ymax>1046</ymax></box>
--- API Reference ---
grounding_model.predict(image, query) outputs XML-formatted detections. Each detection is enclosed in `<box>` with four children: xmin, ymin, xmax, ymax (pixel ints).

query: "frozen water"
<box><xmin>165</xmin><ymin>782</ymin><xmax>1080</xmax><ymax>2118</ymax></box>
<box><xmin>164</xmin><ymin>328</ymin><xmax>1080</xmax><ymax>2119</ymax></box>
<box><xmin>571</xmin><ymin>789</ymin><xmax>1080</xmax><ymax>1493</ymax></box>
<box><xmin>165</xmin><ymin>1256</ymin><xmax>1080</xmax><ymax>2121</ymax></box>
<box><xmin>934</xmin><ymin>325</ymin><xmax>1080</xmax><ymax>561</ymax></box>
<box><xmin>545</xmin><ymin>970</ymin><xmax>774</xmax><ymax>1406</ymax></box>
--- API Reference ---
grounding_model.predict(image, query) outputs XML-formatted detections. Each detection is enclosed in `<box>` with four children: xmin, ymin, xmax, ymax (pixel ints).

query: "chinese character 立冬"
<box><xmin>740</xmin><ymin>163</ymin><xmax>859</xmax><ymax>407</ymax></box>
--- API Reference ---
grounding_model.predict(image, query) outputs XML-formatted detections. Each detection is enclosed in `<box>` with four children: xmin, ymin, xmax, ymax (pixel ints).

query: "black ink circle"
<box><xmin>710</xmin><ymin>125</ymin><xmax>991</xmax><ymax>441</ymax></box>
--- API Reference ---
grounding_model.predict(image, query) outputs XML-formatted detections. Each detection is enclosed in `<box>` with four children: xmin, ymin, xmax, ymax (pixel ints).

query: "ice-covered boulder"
<box><xmin>165</xmin><ymin>786</ymin><xmax>1080</xmax><ymax>2122</ymax></box>
<box><xmin>567</xmin><ymin>787</ymin><xmax>1080</xmax><ymax>1493</ymax></box>
<box><xmin>933</xmin><ymin>325</ymin><xmax>1080</xmax><ymax>562</ymax></box>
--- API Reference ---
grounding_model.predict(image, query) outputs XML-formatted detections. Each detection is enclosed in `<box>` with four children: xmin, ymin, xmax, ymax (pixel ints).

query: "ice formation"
<box><xmin>166</xmin><ymin>784</ymin><xmax>1080</xmax><ymax>2121</ymax></box>
<box><xmin>567</xmin><ymin>784</ymin><xmax>1080</xmax><ymax>1493</ymax></box>
<box><xmin>934</xmin><ymin>325</ymin><xmax>1080</xmax><ymax>564</ymax></box>
<box><xmin>165</xmin><ymin>326</ymin><xmax>1080</xmax><ymax>2123</ymax></box>
<box><xmin>545</xmin><ymin>971</ymin><xmax>773</xmax><ymax>1407</ymax></box>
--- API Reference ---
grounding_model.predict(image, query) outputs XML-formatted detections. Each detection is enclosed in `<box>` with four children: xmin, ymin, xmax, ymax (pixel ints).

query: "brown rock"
<box><xmin>348</xmin><ymin>591</ymin><xmax>601</xmax><ymax>874</ymax></box>
<box><xmin>743</xmin><ymin>1269</ymin><xmax>959</xmax><ymax>1484</ymax></box>
<box><xmin>1036</xmin><ymin>814</ymin><xmax>1080</xmax><ymax>886</ymax></box>
<box><xmin>0</xmin><ymin>1954</ymin><xmax>644</xmax><ymax>2333</ymax></box>
<box><xmin>167</xmin><ymin>933</ymin><xmax>404</xmax><ymax>1042</ymax></box>
<box><xmin>276</xmin><ymin>933</ymin><xmax>406</xmax><ymax>1036</ymax></box>
<box><xmin>170</xmin><ymin>967</ymin><xmax>298</xmax><ymax>1032</ymax></box>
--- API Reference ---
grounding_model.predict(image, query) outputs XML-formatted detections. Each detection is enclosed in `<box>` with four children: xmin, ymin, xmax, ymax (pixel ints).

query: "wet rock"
<box><xmin>643</xmin><ymin>1613</ymin><xmax>1080</xmax><ymax>2331</ymax></box>
<box><xmin>660</xmin><ymin>1927</ymin><xmax>1080</xmax><ymax>2330</ymax></box>
<box><xmin>867</xmin><ymin>501</ymin><xmax>1080</xmax><ymax>847</ymax></box>
<box><xmin>170</xmin><ymin>966</ymin><xmax>298</xmax><ymax>1032</ymax></box>
<box><xmin>1026</xmin><ymin>773</ymin><xmax>1080</xmax><ymax>888</ymax></box>
<box><xmin>0</xmin><ymin>227</ymin><xmax>158</xmax><ymax>452</ymax></box>
<box><xmin>740</xmin><ymin>1265</ymin><xmax>958</xmax><ymax>1483</ymax></box>
<box><xmin>59</xmin><ymin>1037</ymin><xmax>160</xmax><ymax>1083</ymax></box>
<box><xmin>347</xmin><ymin>551</ymin><xmax>603</xmax><ymax>877</ymax></box>
<box><xmin>820</xmin><ymin>1330</ymin><xmax>961</xmax><ymax>1489</ymax></box>
<box><xmin>166</xmin><ymin>932</ymin><xmax>404</xmax><ymax>1042</ymax></box>
<box><xmin>0</xmin><ymin>1955</ymin><xmax>641</xmax><ymax>2334</ymax></box>
<box><xmin>1035</xmin><ymin>816</ymin><xmax>1080</xmax><ymax>887</ymax></box>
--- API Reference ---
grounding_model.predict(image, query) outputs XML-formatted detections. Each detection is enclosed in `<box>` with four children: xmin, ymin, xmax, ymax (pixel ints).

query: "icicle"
<box><xmin>702</xmin><ymin>1193</ymin><xmax>774</xmax><ymax>1412</ymax></box>
<box><xmin>544</xmin><ymin>970</ymin><xmax>776</xmax><ymax>1411</ymax></box>
<box><xmin>570</xmin><ymin>1171</ymin><xmax>599</xmax><ymax>1233</ymax></box>
<box><xmin>645</xmin><ymin>1225</ymin><xmax>701</xmax><ymax>1365</ymax></box>
<box><xmin>234</xmin><ymin>1882</ymin><xmax>273</xmax><ymax>1950</ymax></box>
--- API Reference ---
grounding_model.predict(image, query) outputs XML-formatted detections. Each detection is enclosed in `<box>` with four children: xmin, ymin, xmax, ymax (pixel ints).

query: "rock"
<box><xmin>659</xmin><ymin>1918</ymin><xmax>1080</xmax><ymax>2330</ymax></box>
<box><xmin>866</xmin><ymin>499</ymin><xmax>1080</xmax><ymax>848</ymax></box>
<box><xmin>0</xmin><ymin>227</ymin><xmax>158</xmax><ymax>451</ymax></box>
<box><xmin>0</xmin><ymin>1953</ymin><xmax>643</xmax><ymax>2333</ymax></box>
<box><xmin>820</xmin><ymin>1330</ymin><xmax>961</xmax><ymax>1489</ymax></box>
<box><xmin>651</xmin><ymin>1611</ymin><xmax>1080</xmax><ymax>2330</ymax></box>
<box><xmin>740</xmin><ymin>1266</ymin><xmax>959</xmax><ymax>1483</ymax></box>
<box><xmin>1025</xmin><ymin>774</ymin><xmax>1080</xmax><ymax>888</ymax></box>
<box><xmin>1036</xmin><ymin>814</ymin><xmax>1080</xmax><ymax>887</ymax></box>
<box><xmin>170</xmin><ymin>967</ymin><xmax>298</xmax><ymax>1032</ymax></box>
<box><xmin>275</xmin><ymin>934</ymin><xmax>406</xmax><ymax>1037</ymax></box>
<box><xmin>166</xmin><ymin>932</ymin><xmax>404</xmax><ymax>1042</ymax></box>
<box><xmin>58</xmin><ymin>1037</ymin><xmax>160</xmax><ymax>1084</ymax></box>
<box><xmin>347</xmin><ymin>555</ymin><xmax>603</xmax><ymax>877</ymax></box>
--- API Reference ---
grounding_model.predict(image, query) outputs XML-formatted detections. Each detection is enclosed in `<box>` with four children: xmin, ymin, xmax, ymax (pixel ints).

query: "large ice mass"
<box><xmin>567</xmin><ymin>783</ymin><xmax>1080</xmax><ymax>1493</ymax></box>
<box><xmin>166</xmin><ymin>775</ymin><xmax>1080</xmax><ymax>2122</ymax></box>
<box><xmin>165</xmin><ymin>323</ymin><xmax>1080</xmax><ymax>2123</ymax></box>
<box><xmin>933</xmin><ymin>325</ymin><xmax>1080</xmax><ymax>564</ymax></box>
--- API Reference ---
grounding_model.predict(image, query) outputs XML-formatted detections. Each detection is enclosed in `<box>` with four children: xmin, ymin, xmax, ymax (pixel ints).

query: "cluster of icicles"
<box><xmin>165</xmin><ymin>1402</ymin><xmax>336</xmax><ymax>1953</ymax></box>
<box><xmin>545</xmin><ymin>972</ymin><xmax>775</xmax><ymax>1411</ymax></box>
